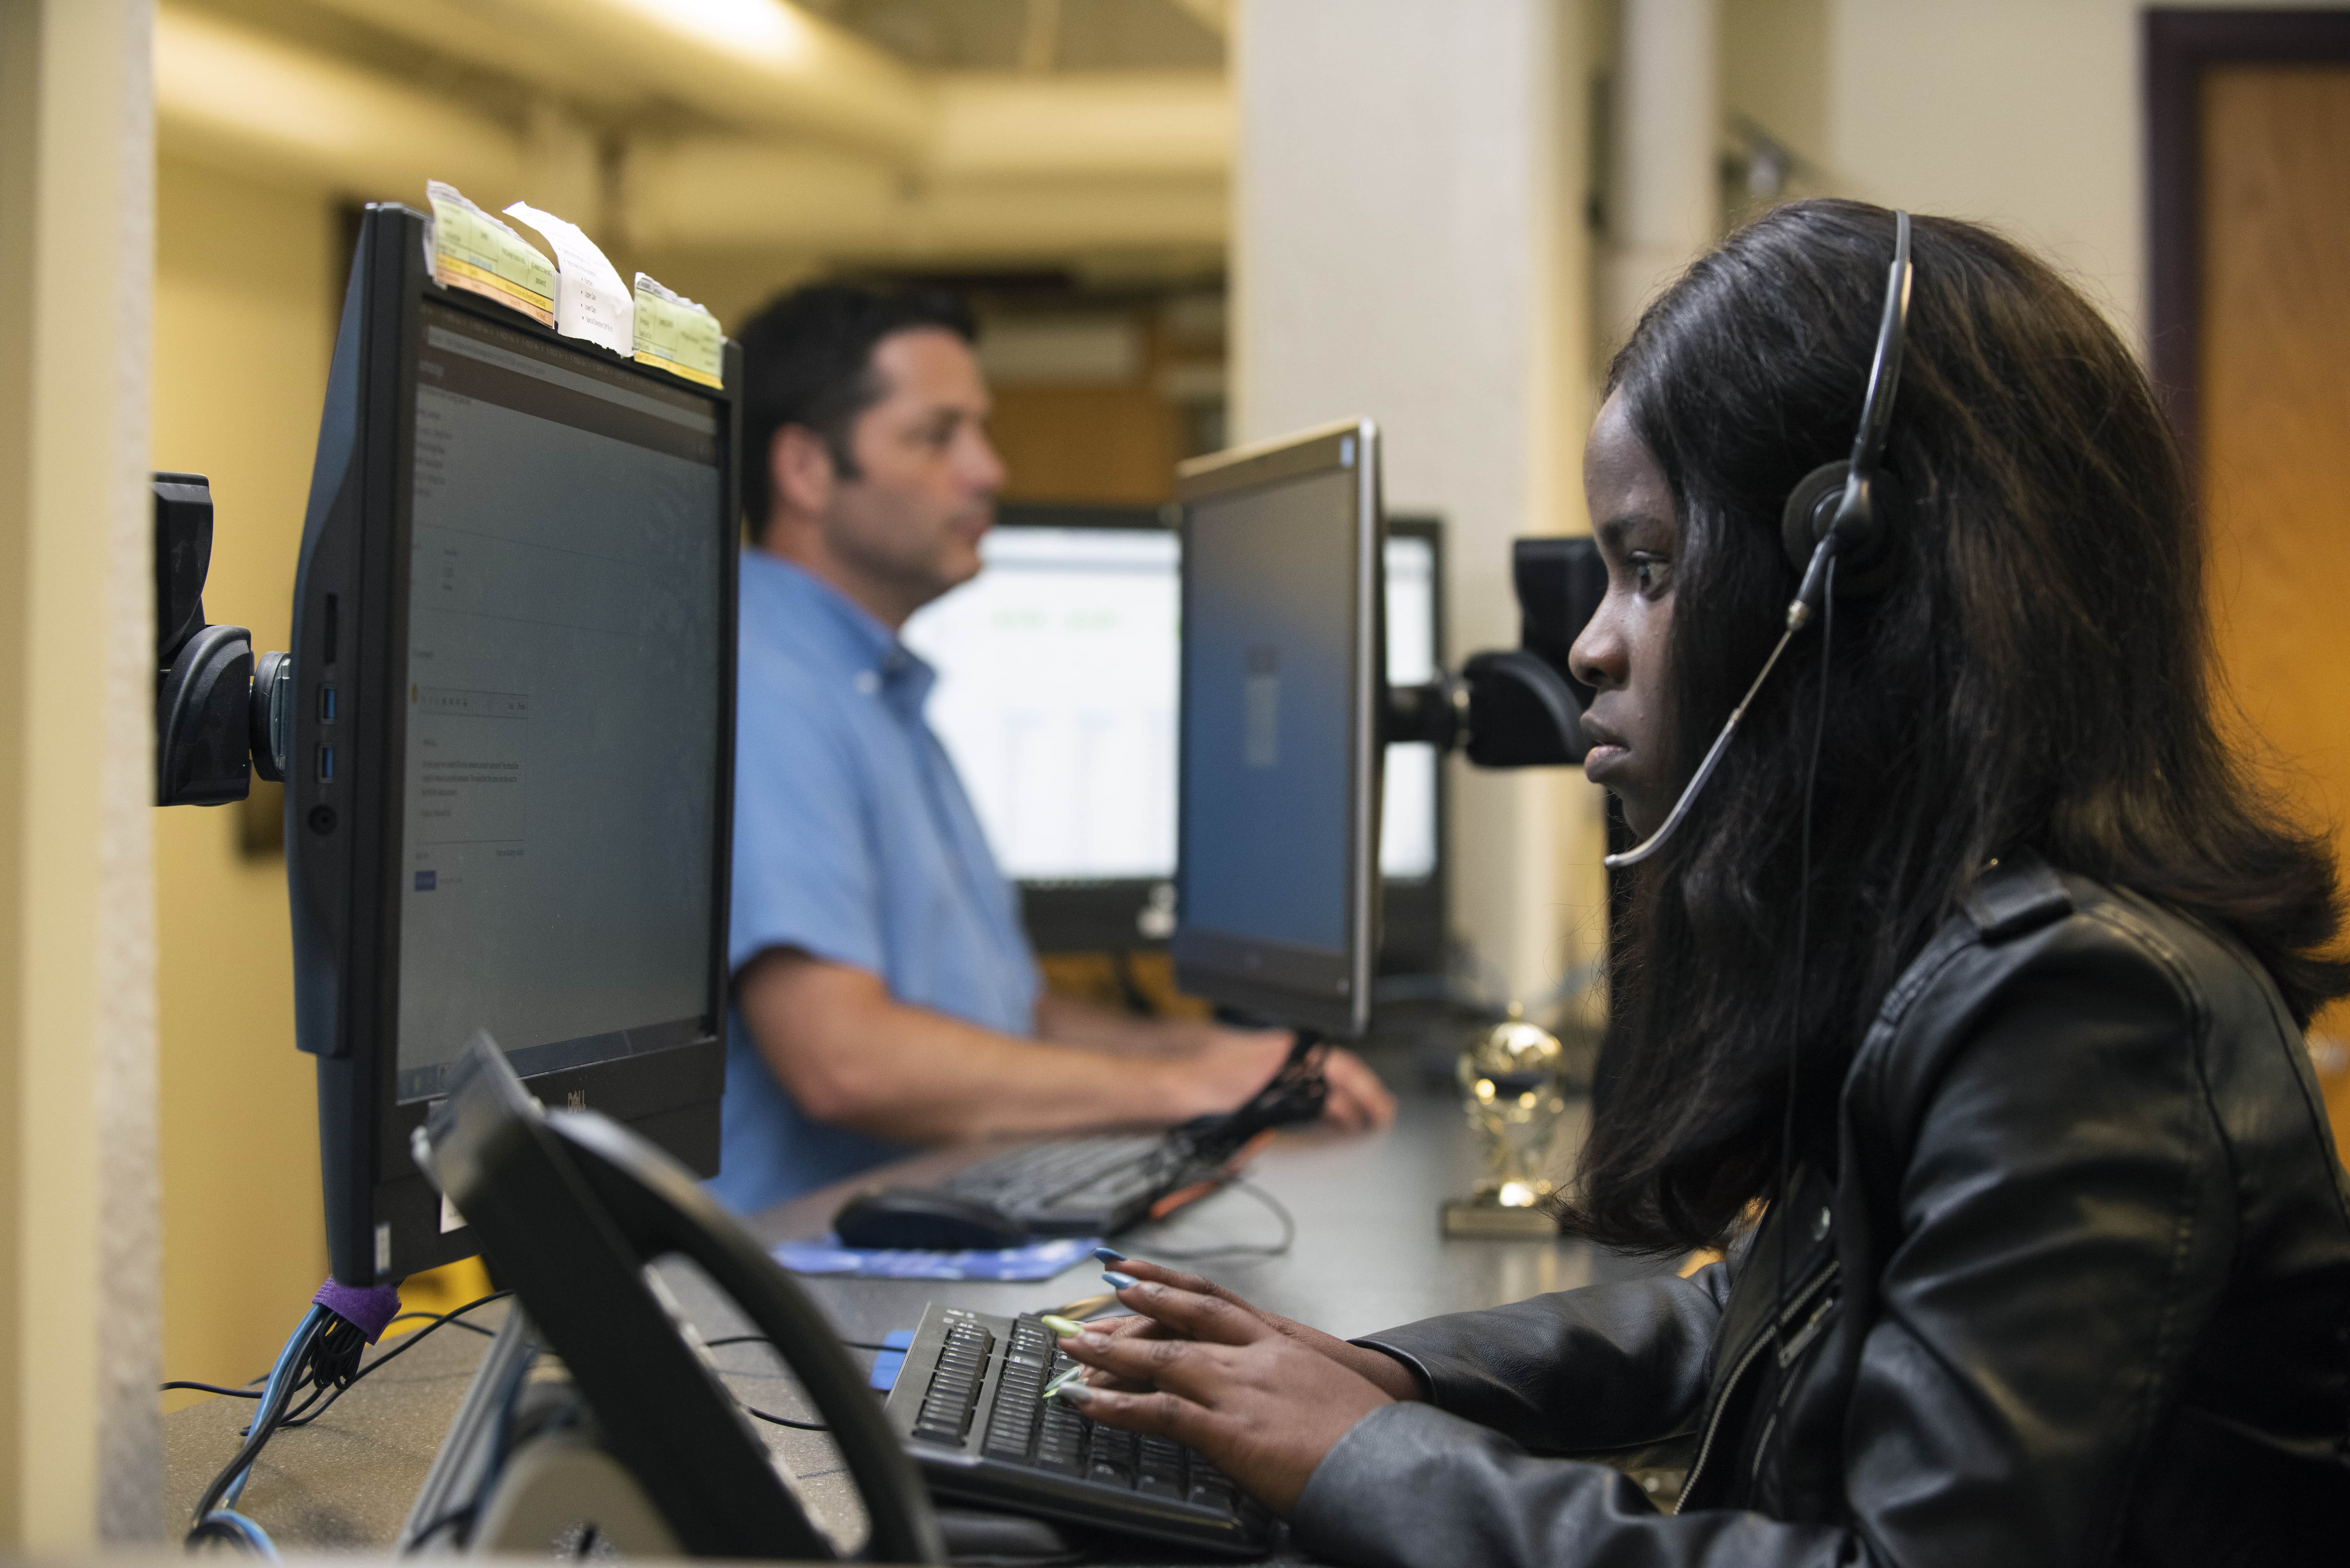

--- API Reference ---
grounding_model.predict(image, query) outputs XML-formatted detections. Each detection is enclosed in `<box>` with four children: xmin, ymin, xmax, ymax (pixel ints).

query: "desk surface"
<box><xmin>163</xmin><ymin>1034</ymin><xmax>1653</xmax><ymax>1556</ymax></box>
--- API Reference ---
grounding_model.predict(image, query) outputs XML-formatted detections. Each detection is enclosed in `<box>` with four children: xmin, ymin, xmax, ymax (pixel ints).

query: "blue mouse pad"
<box><xmin>772</xmin><ymin>1233</ymin><xmax>1102</xmax><ymax>1282</ymax></box>
<box><xmin>867</xmin><ymin>1329</ymin><xmax>915</xmax><ymax>1392</ymax></box>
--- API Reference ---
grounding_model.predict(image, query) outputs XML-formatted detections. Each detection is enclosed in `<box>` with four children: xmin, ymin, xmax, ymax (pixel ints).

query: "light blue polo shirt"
<box><xmin>707</xmin><ymin>551</ymin><xmax>1039</xmax><ymax>1214</ymax></box>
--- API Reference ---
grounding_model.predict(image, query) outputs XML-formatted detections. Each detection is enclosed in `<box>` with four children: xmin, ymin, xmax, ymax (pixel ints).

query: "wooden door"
<box><xmin>2195</xmin><ymin>60</ymin><xmax>2350</xmax><ymax>1160</ymax></box>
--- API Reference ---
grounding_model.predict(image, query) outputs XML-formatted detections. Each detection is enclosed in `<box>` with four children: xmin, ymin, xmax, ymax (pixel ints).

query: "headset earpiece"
<box><xmin>1780</xmin><ymin>462</ymin><xmax>1851</xmax><ymax>568</ymax></box>
<box><xmin>1779</xmin><ymin>459</ymin><xmax>1901</xmax><ymax>596</ymax></box>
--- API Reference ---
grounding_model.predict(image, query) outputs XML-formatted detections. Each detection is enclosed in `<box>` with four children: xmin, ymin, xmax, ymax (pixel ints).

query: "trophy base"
<box><xmin>1441</xmin><ymin>1199</ymin><xmax>1559</xmax><ymax>1239</ymax></box>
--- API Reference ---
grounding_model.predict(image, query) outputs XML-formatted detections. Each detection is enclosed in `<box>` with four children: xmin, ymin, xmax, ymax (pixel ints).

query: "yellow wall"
<box><xmin>151</xmin><ymin>155</ymin><xmax>335</xmax><ymax>1399</ymax></box>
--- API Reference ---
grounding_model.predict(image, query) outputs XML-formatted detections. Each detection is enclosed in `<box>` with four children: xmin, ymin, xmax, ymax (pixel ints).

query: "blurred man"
<box><xmin>709</xmin><ymin>284</ymin><xmax>1394</xmax><ymax>1213</ymax></box>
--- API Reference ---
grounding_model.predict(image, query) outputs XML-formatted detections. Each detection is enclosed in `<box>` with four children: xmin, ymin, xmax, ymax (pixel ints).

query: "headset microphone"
<box><xmin>1603</xmin><ymin>210</ymin><xmax>1913</xmax><ymax>871</ymax></box>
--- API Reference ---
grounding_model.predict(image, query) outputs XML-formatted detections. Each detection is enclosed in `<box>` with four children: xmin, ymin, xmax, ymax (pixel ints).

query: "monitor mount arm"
<box><xmin>155</xmin><ymin>472</ymin><xmax>294</xmax><ymax>807</ymax></box>
<box><xmin>1385</xmin><ymin>535</ymin><xmax>1602</xmax><ymax>768</ymax></box>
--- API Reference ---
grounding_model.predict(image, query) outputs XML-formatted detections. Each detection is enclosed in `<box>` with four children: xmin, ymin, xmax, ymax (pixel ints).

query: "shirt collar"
<box><xmin>743</xmin><ymin>550</ymin><xmax>936</xmax><ymax>704</ymax></box>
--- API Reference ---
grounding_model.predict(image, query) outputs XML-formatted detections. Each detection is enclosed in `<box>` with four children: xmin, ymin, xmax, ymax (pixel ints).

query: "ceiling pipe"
<box><xmin>304</xmin><ymin>0</ymin><xmax>1226</xmax><ymax>177</ymax></box>
<box><xmin>308</xmin><ymin>0</ymin><xmax>934</xmax><ymax>161</ymax></box>
<box><xmin>293</xmin><ymin>0</ymin><xmax>646</xmax><ymax>113</ymax></box>
<box><xmin>933</xmin><ymin>73</ymin><xmax>1227</xmax><ymax>180</ymax></box>
<box><xmin>156</xmin><ymin>6</ymin><xmax>523</xmax><ymax>205</ymax></box>
<box><xmin>626</xmin><ymin>139</ymin><xmax>1226</xmax><ymax>256</ymax></box>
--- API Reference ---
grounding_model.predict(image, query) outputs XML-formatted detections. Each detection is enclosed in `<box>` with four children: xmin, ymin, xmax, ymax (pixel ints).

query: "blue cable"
<box><xmin>186</xmin><ymin>1304</ymin><xmax>330</xmax><ymax>1552</ymax></box>
<box><xmin>220</xmin><ymin>1305</ymin><xmax>328</xmax><ymax>1510</ymax></box>
<box><xmin>188</xmin><ymin>1509</ymin><xmax>281</xmax><ymax>1560</ymax></box>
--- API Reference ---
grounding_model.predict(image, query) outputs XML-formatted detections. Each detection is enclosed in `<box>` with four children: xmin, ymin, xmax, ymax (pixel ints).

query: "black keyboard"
<box><xmin>863</xmin><ymin>1041</ymin><xmax>1333</xmax><ymax>1244</ymax></box>
<box><xmin>888</xmin><ymin>1303</ymin><xmax>1273</xmax><ymax>1555</ymax></box>
<box><xmin>935</xmin><ymin>1132</ymin><xmax>1211</xmax><ymax>1236</ymax></box>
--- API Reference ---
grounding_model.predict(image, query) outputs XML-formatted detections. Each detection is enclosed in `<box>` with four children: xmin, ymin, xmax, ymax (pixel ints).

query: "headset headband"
<box><xmin>1838</xmin><ymin>210</ymin><xmax>1913</xmax><ymax>524</ymax></box>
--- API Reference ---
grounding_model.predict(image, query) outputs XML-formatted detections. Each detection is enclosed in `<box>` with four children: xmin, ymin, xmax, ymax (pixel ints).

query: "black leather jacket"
<box><xmin>1293</xmin><ymin>856</ymin><xmax>2350</xmax><ymax>1566</ymax></box>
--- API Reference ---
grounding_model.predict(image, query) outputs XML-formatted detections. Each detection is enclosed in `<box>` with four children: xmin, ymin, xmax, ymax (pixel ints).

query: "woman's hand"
<box><xmin>1052</xmin><ymin>1274</ymin><xmax>1395</xmax><ymax>1516</ymax></box>
<box><xmin>1078</xmin><ymin>1257</ymin><xmax>1423</xmax><ymax>1400</ymax></box>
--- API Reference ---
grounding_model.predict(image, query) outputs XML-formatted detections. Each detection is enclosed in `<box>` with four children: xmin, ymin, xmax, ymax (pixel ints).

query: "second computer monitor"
<box><xmin>1172</xmin><ymin>420</ymin><xmax>1382</xmax><ymax>1039</ymax></box>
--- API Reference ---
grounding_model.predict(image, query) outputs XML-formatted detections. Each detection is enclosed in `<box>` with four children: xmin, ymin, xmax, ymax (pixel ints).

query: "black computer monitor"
<box><xmin>1171</xmin><ymin>420</ymin><xmax>1383</xmax><ymax>1039</ymax></box>
<box><xmin>901</xmin><ymin>502</ymin><xmax>1180</xmax><ymax>954</ymax></box>
<box><xmin>289</xmin><ymin>202</ymin><xmax>741</xmax><ymax>1285</ymax></box>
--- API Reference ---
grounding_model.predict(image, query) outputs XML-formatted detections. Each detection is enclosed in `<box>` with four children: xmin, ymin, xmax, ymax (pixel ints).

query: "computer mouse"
<box><xmin>833</xmin><ymin>1186</ymin><xmax>1031</xmax><ymax>1252</ymax></box>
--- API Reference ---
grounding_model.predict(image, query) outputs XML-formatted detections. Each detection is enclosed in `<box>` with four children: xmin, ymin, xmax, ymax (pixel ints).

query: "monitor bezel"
<box><xmin>1170</xmin><ymin>419</ymin><xmax>1382</xmax><ymax>1039</ymax></box>
<box><xmin>291</xmin><ymin>202</ymin><xmax>740</xmax><ymax>1283</ymax></box>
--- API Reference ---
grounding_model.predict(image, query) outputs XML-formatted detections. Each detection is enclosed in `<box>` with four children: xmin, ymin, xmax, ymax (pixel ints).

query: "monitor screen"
<box><xmin>903</xmin><ymin>524</ymin><xmax>1178</xmax><ymax>884</ymax></box>
<box><xmin>394</xmin><ymin>305</ymin><xmax>724</xmax><ymax>1101</ymax></box>
<box><xmin>1181</xmin><ymin>468</ymin><xmax>1359</xmax><ymax>949</ymax></box>
<box><xmin>1173</xmin><ymin>422</ymin><xmax>1380</xmax><ymax>1037</ymax></box>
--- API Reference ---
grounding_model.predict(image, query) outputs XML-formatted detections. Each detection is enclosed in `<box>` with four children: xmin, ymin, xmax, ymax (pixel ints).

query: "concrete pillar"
<box><xmin>1232</xmin><ymin>0</ymin><xmax>1607</xmax><ymax>1012</ymax></box>
<box><xmin>0</xmin><ymin>0</ymin><xmax>161</xmax><ymax>1544</ymax></box>
<box><xmin>1602</xmin><ymin>0</ymin><xmax>1719</xmax><ymax>349</ymax></box>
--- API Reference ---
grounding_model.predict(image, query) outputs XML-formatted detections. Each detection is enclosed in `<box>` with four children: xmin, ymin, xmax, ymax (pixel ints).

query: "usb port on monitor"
<box><xmin>316</xmin><ymin>745</ymin><xmax>335</xmax><ymax>782</ymax></box>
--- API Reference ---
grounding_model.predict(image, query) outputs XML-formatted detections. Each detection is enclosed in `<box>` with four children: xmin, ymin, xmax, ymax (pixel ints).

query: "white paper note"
<box><xmin>502</xmin><ymin>200</ymin><xmax>634</xmax><ymax>356</ymax></box>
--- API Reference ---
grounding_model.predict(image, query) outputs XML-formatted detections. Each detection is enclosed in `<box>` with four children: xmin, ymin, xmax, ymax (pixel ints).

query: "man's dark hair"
<box><xmin>1557</xmin><ymin>200</ymin><xmax>2349</xmax><ymax>1255</ymax></box>
<box><xmin>734</xmin><ymin>283</ymin><xmax>977</xmax><ymax>541</ymax></box>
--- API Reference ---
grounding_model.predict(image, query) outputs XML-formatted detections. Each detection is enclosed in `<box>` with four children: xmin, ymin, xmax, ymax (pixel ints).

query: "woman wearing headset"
<box><xmin>1048</xmin><ymin>200</ymin><xmax>2350</xmax><ymax>1564</ymax></box>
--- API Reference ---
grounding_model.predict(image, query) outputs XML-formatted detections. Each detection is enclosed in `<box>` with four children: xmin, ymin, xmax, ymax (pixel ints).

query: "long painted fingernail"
<box><xmin>1092</xmin><ymin>1246</ymin><xmax>1126</xmax><ymax>1264</ymax></box>
<box><xmin>1040</xmin><ymin>1366</ymin><xmax>1088</xmax><ymax>1401</ymax></box>
<box><xmin>1055</xmin><ymin>1381</ymin><xmax>1095</xmax><ymax>1407</ymax></box>
<box><xmin>1102</xmin><ymin>1270</ymin><xmax>1139</xmax><ymax>1290</ymax></box>
<box><xmin>1039</xmin><ymin>1314</ymin><xmax>1084</xmax><ymax>1339</ymax></box>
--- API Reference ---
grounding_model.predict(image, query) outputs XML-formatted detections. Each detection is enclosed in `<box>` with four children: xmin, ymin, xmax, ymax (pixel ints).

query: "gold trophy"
<box><xmin>1442</xmin><ymin>1008</ymin><xmax>1573</xmax><ymax>1238</ymax></box>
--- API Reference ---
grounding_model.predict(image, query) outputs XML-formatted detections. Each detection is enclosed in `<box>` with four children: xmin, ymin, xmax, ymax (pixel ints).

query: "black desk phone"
<box><xmin>417</xmin><ymin>1037</ymin><xmax>1276</xmax><ymax>1561</ymax></box>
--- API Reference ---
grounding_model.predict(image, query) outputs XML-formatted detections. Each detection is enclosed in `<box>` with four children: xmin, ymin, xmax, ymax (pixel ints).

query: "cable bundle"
<box><xmin>174</xmin><ymin>1285</ymin><xmax>507</xmax><ymax>1556</ymax></box>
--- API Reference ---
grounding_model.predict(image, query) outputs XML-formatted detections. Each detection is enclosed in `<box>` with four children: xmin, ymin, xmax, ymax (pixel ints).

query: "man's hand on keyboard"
<box><xmin>1165</xmin><ymin>1027</ymin><xmax>1394</xmax><ymax>1133</ymax></box>
<box><xmin>1313</xmin><ymin>1047</ymin><xmax>1397</xmax><ymax>1132</ymax></box>
<box><xmin>1166</xmin><ymin>1027</ymin><xmax>1305</xmax><ymax>1120</ymax></box>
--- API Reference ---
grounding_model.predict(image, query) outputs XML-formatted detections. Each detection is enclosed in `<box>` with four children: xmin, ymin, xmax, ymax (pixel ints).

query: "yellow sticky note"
<box><xmin>426</xmin><ymin>180</ymin><xmax>555</xmax><ymax>327</ymax></box>
<box><xmin>632</xmin><ymin>272</ymin><xmax>724</xmax><ymax>388</ymax></box>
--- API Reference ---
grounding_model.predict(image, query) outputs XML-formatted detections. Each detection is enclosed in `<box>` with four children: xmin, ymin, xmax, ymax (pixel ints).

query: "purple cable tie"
<box><xmin>312</xmin><ymin>1278</ymin><xmax>406</xmax><ymax>1344</ymax></box>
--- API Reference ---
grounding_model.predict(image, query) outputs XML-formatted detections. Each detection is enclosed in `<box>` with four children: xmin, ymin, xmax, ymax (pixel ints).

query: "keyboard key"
<box><xmin>1088</xmin><ymin>1459</ymin><xmax>1134</xmax><ymax>1489</ymax></box>
<box><xmin>1135</xmin><ymin>1472</ymin><xmax>1182</xmax><ymax>1499</ymax></box>
<box><xmin>1186</xmin><ymin>1478</ymin><xmax>1237</xmax><ymax>1515</ymax></box>
<box><xmin>916</xmin><ymin>1323</ymin><xmax>995</xmax><ymax>1443</ymax></box>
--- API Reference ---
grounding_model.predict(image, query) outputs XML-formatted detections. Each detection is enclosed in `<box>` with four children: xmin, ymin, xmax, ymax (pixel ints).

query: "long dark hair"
<box><xmin>1556</xmin><ymin>200</ymin><xmax>2348</xmax><ymax>1255</ymax></box>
